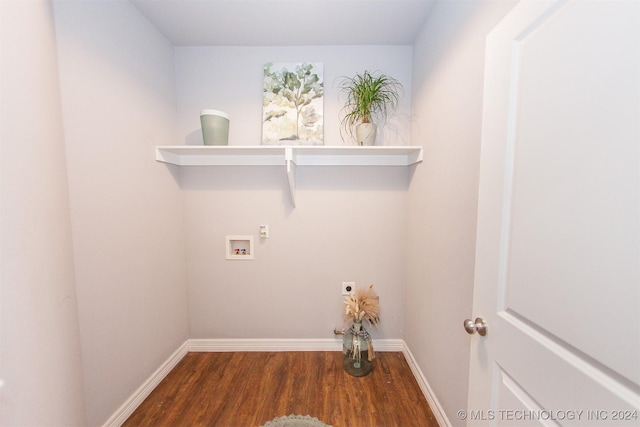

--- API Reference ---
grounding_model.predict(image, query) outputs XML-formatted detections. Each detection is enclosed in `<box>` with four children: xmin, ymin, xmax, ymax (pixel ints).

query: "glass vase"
<box><xmin>342</xmin><ymin>319</ymin><xmax>372</xmax><ymax>377</ymax></box>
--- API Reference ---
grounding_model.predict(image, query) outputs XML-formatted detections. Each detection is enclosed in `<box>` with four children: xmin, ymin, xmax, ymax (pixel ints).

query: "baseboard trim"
<box><xmin>105</xmin><ymin>338</ymin><xmax>446</xmax><ymax>426</ymax></box>
<box><xmin>188</xmin><ymin>338</ymin><xmax>341</xmax><ymax>352</ymax></box>
<box><xmin>102</xmin><ymin>341</ymin><xmax>188</xmax><ymax>427</ymax></box>
<box><xmin>188</xmin><ymin>337</ymin><xmax>405</xmax><ymax>352</ymax></box>
<box><xmin>401</xmin><ymin>342</ymin><xmax>452</xmax><ymax>427</ymax></box>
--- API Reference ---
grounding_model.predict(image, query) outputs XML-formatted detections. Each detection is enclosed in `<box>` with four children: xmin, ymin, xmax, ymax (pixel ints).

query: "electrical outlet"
<box><xmin>342</xmin><ymin>282</ymin><xmax>355</xmax><ymax>296</ymax></box>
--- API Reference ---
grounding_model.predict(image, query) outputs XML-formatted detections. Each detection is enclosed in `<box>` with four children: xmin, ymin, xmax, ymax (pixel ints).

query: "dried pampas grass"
<box><xmin>344</xmin><ymin>284</ymin><xmax>380</xmax><ymax>327</ymax></box>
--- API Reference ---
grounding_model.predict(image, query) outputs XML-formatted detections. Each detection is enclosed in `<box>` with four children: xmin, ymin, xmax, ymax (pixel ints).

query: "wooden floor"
<box><xmin>123</xmin><ymin>352</ymin><xmax>439</xmax><ymax>427</ymax></box>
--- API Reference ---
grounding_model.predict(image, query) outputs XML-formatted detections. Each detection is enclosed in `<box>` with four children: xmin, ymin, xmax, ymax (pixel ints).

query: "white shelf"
<box><xmin>155</xmin><ymin>146</ymin><xmax>288</xmax><ymax>166</ymax></box>
<box><xmin>155</xmin><ymin>145</ymin><xmax>423</xmax><ymax>207</ymax></box>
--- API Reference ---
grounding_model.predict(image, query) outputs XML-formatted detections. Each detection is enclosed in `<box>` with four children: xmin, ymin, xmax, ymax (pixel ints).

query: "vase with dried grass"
<box><xmin>342</xmin><ymin>284</ymin><xmax>380</xmax><ymax>377</ymax></box>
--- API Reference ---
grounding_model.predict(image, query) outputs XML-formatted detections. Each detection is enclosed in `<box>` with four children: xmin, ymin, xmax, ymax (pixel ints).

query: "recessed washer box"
<box><xmin>226</xmin><ymin>235</ymin><xmax>254</xmax><ymax>260</ymax></box>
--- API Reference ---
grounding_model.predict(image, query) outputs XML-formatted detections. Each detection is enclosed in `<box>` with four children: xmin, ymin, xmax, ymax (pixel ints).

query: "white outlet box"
<box><xmin>342</xmin><ymin>282</ymin><xmax>355</xmax><ymax>296</ymax></box>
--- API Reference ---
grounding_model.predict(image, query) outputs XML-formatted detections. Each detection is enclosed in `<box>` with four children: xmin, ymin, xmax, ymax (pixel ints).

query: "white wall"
<box><xmin>175</xmin><ymin>46</ymin><xmax>413</xmax><ymax>340</ymax></box>
<box><xmin>52</xmin><ymin>1</ymin><xmax>188</xmax><ymax>424</ymax></box>
<box><xmin>0</xmin><ymin>0</ymin><xmax>86</xmax><ymax>425</ymax></box>
<box><xmin>406</xmin><ymin>1</ymin><xmax>517</xmax><ymax>425</ymax></box>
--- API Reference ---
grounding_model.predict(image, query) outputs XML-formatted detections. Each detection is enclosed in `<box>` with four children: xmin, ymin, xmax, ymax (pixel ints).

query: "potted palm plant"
<box><xmin>338</xmin><ymin>70</ymin><xmax>403</xmax><ymax>146</ymax></box>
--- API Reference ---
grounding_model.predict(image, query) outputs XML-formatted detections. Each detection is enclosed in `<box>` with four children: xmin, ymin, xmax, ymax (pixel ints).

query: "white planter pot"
<box><xmin>356</xmin><ymin>123</ymin><xmax>377</xmax><ymax>146</ymax></box>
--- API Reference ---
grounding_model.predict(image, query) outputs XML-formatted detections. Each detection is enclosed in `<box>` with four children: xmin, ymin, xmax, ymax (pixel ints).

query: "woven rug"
<box><xmin>260</xmin><ymin>414</ymin><xmax>331</xmax><ymax>427</ymax></box>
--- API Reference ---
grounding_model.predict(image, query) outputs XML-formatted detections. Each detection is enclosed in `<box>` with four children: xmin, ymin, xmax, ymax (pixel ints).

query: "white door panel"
<box><xmin>468</xmin><ymin>0</ymin><xmax>639</xmax><ymax>425</ymax></box>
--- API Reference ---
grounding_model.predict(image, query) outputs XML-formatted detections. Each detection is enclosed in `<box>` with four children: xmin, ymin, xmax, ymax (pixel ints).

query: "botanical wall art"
<box><xmin>262</xmin><ymin>62</ymin><xmax>323</xmax><ymax>145</ymax></box>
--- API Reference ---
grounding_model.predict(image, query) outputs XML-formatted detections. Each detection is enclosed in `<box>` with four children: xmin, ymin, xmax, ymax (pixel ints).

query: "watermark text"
<box><xmin>456</xmin><ymin>409</ymin><xmax>639</xmax><ymax>422</ymax></box>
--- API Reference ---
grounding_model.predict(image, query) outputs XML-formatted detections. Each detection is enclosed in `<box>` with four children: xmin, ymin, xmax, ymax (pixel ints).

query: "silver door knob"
<box><xmin>464</xmin><ymin>317</ymin><xmax>487</xmax><ymax>336</ymax></box>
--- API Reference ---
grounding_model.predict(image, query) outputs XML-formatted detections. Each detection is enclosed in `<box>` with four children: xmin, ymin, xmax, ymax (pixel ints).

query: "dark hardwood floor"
<box><xmin>123</xmin><ymin>351</ymin><xmax>439</xmax><ymax>427</ymax></box>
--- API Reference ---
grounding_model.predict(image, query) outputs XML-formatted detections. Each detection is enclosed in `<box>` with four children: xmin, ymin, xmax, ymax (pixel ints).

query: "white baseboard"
<box><xmin>102</xmin><ymin>341</ymin><xmax>188</xmax><ymax>427</ymax></box>
<box><xmin>105</xmin><ymin>338</ymin><xmax>446</xmax><ymax>427</ymax></box>
<box><xmin>187</xmin><ymin>337</ymin><xmax>404</xmax><ymax>352</ymax></box>
<box><xmin>188</xmin><ymin>338</ymin><xmax>341</xmax><ymax>352</ymax></box>
<box><xmin>401</xmin><ymin>342</ymin><xmax>452</xmax><ymax>427</ymax></box>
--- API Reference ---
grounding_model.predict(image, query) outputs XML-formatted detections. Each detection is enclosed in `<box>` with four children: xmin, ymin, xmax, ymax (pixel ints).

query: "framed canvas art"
<box><xmin>262</xmin><ymin>62</ymin><xmax>323</xmax><ymax>145</ymax></box>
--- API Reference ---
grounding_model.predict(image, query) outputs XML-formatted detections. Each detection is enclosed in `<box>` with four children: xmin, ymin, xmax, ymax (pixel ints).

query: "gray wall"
<box><xmin>406</xmin><ymin>1</ymin><xmax>517</xmax><ymax>425</ymax></box>
<box><xmin>53</xmin><ymin>1</ymin><xmax>188</xmax><ymax>424</ymax></box>
<box><xmin>0</xmin><ymin>0</ymin><xmax>86</xmax><ymax>424</ymax></box>
<box><xmin>175</xmin><ymin>46</ymin><xmax>413</xmax><ymax>341</ymax></box>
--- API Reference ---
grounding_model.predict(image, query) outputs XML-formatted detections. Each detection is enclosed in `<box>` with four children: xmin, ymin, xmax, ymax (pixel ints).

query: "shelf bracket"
<box><xmin>285</xmin><ymin>147</ymin><xmax>296</xmax><ymax>207</ymax></box>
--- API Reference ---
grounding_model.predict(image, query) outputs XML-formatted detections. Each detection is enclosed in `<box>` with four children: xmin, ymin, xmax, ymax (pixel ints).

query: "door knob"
<box><xmin>464</xmin><ymin>317</ymin><xmax>487</xmax><ymax>336</ymax></box>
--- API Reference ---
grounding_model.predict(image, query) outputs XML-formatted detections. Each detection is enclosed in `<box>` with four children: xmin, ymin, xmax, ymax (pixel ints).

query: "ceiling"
<box><xmin>130</xmin><ymin>0</ymin><xmax>436</xmax><ymax>46</ymax></box>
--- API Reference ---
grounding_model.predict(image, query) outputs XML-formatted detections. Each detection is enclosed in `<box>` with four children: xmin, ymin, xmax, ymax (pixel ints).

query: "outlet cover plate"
<box><xmin>342</xmin><ymin>282</ymin><xmax>355</xmax><ymax>296</ymax></box>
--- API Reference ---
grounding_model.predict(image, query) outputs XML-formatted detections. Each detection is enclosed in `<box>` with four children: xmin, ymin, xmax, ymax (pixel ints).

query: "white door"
<box><xmin>467</xmin><ymin>1</ymin><xmax>640</xmax><ymax>425</ymax></box>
